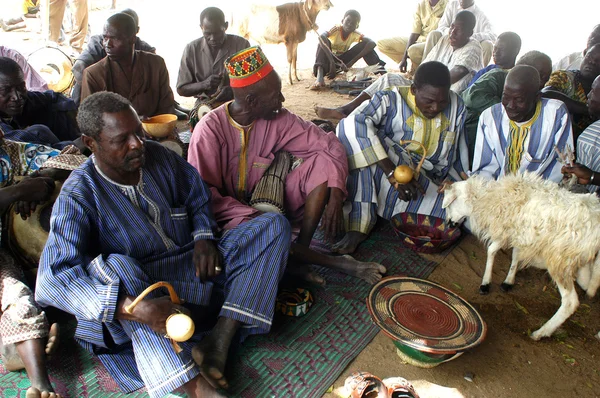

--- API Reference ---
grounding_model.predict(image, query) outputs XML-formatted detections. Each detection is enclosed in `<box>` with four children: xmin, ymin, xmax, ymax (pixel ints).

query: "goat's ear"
<box><xmin>442</xmin><ymin>185</ymin><xmax>457</xmax><ymax>209</ymax></box>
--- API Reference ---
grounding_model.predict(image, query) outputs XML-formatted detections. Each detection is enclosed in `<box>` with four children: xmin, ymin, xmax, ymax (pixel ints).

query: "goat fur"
<box><xmin>442</xmin><ymin>173</ymin><xmax>600</xmax><ymax>340</ymax></box>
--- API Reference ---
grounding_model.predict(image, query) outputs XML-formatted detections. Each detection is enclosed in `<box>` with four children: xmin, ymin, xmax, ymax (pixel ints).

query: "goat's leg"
<box><xmin>501</xmin><ymin>247</ymin><xmax>520</xmax><ymax>292</ymax></box>
<box><xmin>531</xmin><ymin>279</ymin><xmax>578</xmax><ymax>340</ymax></box>
<box><xmin>576</xmin><ymin>264</ymin><xmax>591</xmax><ymax>292</ymax></box>
<box><xmin>285</xmin><ymin>42</ymin><xmax>294</xmax><ymax>85</ymax></box>
<box><xmin>585</xmin><ymin>254</ymin><xmax>600</xmax><ymax>298</ymax></box>
<box><xmin>480</xmin><ymin>241</ymin><xmax>501</xmax><ymax>295</ymax></box>
<box><xmin>293</xmin><ymin>43</ymin><xmax>300</xmax><ymax>82</ymax></box>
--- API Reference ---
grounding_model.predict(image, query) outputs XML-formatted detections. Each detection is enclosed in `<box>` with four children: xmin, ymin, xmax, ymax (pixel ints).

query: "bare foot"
<box><xmin>26</xmin><ymin>387</ymin><xmax>62</xmax><ymax>398</ymax></box>
<box><xmin>336</xmin><ymin>255</ymin><xmax>386</xmax><ymax>284</ymax></box>
<box><xmin>192</xmin><ymin>318</ymin><xmax>240</xmax><ymax>391</ymax></box>
<box><xmin>332</xmin><ymin>231</ymin><xmax>369</xmax><ymax>254</ymax></box>
<box><xmin>309</xmin><ymin>82</ymin><xmax>326</xmax><ymax>91</ymax></box>
<box><xmin>45</xmin><ymin>324</ymin><xmax>59</xmax><ymax>359</ymax></box>
<box><xmin>314</xmin><ymin>105</ymin><xmax>346</xmax><ymax>121</ymax></box>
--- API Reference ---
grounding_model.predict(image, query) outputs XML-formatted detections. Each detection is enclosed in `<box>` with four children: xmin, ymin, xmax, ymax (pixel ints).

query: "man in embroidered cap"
<box><xmin>189</xmin><ymin>46</ymin><xmax>386</xmax><ymax>286</ymax></box>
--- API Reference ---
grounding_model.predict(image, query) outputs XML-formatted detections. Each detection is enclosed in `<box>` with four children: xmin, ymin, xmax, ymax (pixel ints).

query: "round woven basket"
<box><xmin>391</xmin><ymin>212</ymin><xmax>461</xmax><ymax>253</ymax></box>
<box><xmin>367</xmin><ymin>276</ymin><xmax>487</xmax><ymax>356</ymax></box>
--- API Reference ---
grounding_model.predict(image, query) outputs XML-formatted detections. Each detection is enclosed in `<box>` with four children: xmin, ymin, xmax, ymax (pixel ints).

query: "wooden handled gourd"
<box><xmin>124</xmin><ymin>282</ymin><xmax>195</xmax><ymax>353</ymax></box>
<box><xmin>393</xmin><ymin>140</ymin><xmax>427</xmax><ymax>184</ymax></box>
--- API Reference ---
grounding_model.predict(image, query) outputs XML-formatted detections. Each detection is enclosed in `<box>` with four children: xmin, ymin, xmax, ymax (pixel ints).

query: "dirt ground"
<box><xmin>2</xmin><ymin>3</ymin><xmax>600</xmax><ymax>396</ymax></box>
<box><xmin>277</xmin><ymin>77</ymin><xmax>600</xmax><ymax>398</ymax></box>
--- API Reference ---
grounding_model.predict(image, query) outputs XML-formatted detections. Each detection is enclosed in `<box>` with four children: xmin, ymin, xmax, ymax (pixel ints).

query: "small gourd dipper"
<box><xmin>125</xmin><ymin>281</ymin><xmax>194</xmax><ymax>353</ymax></box>
<box><xmin>392</xmin><ymin>140</ymin><xmax>427</xmax><ymax>184</ymax></box>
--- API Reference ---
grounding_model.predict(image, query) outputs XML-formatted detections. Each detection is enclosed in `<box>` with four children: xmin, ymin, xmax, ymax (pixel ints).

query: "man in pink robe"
<box><xmin>189</xmin><ymin>46</ymin><xmax>386</xmax><ymax>285</ymax></box>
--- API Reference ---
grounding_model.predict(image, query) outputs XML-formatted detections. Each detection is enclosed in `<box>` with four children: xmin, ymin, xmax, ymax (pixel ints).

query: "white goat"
<box><xmin>442</xmin><ymin>173</ymin><xmax>600</xmax><ymax>340</ymax></box>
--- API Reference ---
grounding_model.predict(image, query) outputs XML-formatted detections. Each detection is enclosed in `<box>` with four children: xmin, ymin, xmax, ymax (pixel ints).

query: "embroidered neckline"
<box><xmin>92</xmin><ymin>155</ymin><xmax>143</xmax><ymax>189</ymax></box>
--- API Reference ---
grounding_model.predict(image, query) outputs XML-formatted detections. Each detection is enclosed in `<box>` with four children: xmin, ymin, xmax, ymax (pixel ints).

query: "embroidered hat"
<box><xmin>225</xmin><ymin>46</ymin><xmax>274</xmax><ymax>88</ymax></box>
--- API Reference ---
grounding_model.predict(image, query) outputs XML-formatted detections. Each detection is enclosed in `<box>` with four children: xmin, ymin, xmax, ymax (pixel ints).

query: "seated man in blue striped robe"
<box><xmin>472</xmin><ymin>65</ymin><xmax>574</xmax><ymax>182</ymax></box>
<box><xmin>35</xmin><ymin>92</ymin><xmax>289</xmax><ymax>398</ymax></box>
<box><xmin>334</xmin><ymin>61</ymin><xmax>469</xmax><ymax>254</ymax></box>
<box><xmin>562</xmin><ymin>76</ymin><xmax>600</xmax><ymax>194</ymax></box>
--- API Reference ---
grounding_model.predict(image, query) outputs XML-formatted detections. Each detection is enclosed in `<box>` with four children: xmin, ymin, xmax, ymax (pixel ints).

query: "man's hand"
<box><xmin>437</xmin><ymin>178</ymin><xmax>454</xmax><ymax>193</ymax></box>
<box><xmin>213</xmin><ymin>86</ymin><xmax>233</xmax><ymax>103</ymax></box>
<box><xmin>562</xmin><ymin>163</ymin><xmax>594</xmax><ymax>184</ymax></box>
<box><xmin>14</xmin><ymin>177</ymin><xmax>55</xmax><ymax>219</ymax></box>
<box><xmin>320</xmin><ymin>187</ymin><xmax>344</xmax><ymax>242</ymax></box>
<box><xmin>193</xmin><ymin>239</ymin><xmax>222</xmax><ymax>282</ymax></box>
<box><xmin>204</xmin><ymin>74</ymin><xmax>223</xmax><ymax>91</ymax></box>
<box><xmin>399</xmin><ymin>56</ymin><xmax>409</xmax><ymax>73</ymax></box>
<box><xmin>390</xmin><ymin>178</ymin><xmax>424</xmax><ymax>201</ymax></box>
<box><xmin>126</xmin><ymin>296</ymin><xmax>190</xmax><ymax>335</ymax></box>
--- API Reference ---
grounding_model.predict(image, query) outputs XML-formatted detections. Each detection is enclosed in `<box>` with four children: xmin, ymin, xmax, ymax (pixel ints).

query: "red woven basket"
<box><xmin>390</xmin><ymin>213</ymin><xmax>461</xmax><ymax>254</ymax></box>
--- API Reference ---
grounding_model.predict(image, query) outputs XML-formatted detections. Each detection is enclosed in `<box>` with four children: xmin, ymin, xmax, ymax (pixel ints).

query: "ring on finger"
<box><xmin>215</xmin><ymin>266</ymin><xmax>223</xmax><ymax>273</ymax></box>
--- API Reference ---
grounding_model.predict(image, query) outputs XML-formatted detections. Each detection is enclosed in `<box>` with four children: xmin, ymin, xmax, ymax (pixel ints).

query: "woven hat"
<box><xmin>225</xmin><ymin>46</ymin><xmax>274</xmax><ymax>88</ymax></box>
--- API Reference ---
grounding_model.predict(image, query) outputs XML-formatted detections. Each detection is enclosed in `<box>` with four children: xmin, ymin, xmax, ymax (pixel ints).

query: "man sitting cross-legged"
<box><xmin>311</xmin><ymin>9</ymin><xmax>385</xmax><ymax>90</ymax></box>
<box><xmin>189</xmin><ymin>46</ymin><xmax>385</xmax><ymax>285</ymax></box>
<box><xmin>334</xmin><ymin>61</ymin><xmax>469</xmax><ymax>254</ymax></box>
<box><xmin>35</xmin><ymin>92</ymin><xmax>290</xmax><ymax>397</ymax></box>
<box><xmin>472</xmin><ymin>65</ymin><xmax>574</xmax><ymax>181</ymax></box>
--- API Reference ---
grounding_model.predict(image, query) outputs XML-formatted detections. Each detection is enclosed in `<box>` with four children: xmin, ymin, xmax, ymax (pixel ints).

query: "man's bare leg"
<box><xmin>297</xmin><ymin>182</ymin><xmax>328</xmax><ymax>247</ymax></box>
<box><xmin>15</xmin><ymin>324</ymin><xmax>62</xmax><ymax>398</ymax></box>
<box><xmin>192</xmin><ymin>317</ymin><xmax>241</xmax><ymax>390</ymax></box>
<box><xmin>314</xmin><ymin>93</ymin><xmax>371</xmax><ymax>121</ymax></box>
<box><xmin>291</xmin><ymin>243</ymin><xmax>386</xmax><ymax>284</ymax></box>
<box><xmin>332</xmin><ymin>231</ymin><xmax>369</xmax><ymax>254</ymax></box>
<box><xmin>311</xmin><ymin>66</ymin><xmax>326</xmax><ymax>90</ymax></box>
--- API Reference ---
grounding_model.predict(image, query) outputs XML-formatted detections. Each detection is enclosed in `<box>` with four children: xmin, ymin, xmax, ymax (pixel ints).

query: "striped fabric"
<box><xmin>576</xmin><ymin>120</ymin><xmax>600</xmax><ymax>194</ymax></box>
<box><xmin>506</xmin><ymin>101</ymin><xmax>542</xmax><ymax>174</ymax></box>
<box><xmin>336</xmin><ymin>87</ymin><xmax>468</xmax><ymax>234</ymax></box>
<box><xmin>35</xmin><ymin>141</ymin><xmax>290</xmax><ymax>397</ymax></box>
<box><xmin>472</xmin><ymin>99</ymin><xmax>573</xmax><ymax>182</ymax></box>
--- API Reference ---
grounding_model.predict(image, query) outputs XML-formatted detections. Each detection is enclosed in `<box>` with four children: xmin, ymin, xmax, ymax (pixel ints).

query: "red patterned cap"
<box><xmin>225</xmin><ymin>46</ymin><xmax>274</xmax><ymax>88</ymax></box>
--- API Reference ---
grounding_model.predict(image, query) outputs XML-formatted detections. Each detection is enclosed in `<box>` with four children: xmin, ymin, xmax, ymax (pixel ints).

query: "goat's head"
<box><xmin>442</xmin><ymin>180</ymin><xmax>473</xmax><ymax>226</ymax></box>
<box><xmin>307</xmin><ymin>0</ymin><xmax>333</xmax><ymax>12</ymax></box>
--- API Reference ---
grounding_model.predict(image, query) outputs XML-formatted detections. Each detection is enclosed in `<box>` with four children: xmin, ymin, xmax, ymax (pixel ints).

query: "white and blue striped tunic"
<box><xmin>472</xmin><ymin>98</ymin><xmax>574</xmax><ymax>182</ymax></box>
<box><xmin>35</xmin><ymin>142</ymin><xmax>290</xmax><ymax>397</ymax></box>
<box><xmin>576</xmin><ymin>120</ymin><xmax>600</xmax><ymax>194</ymax></box>
<box><xmin>336</xmin><ymin>87</ymin><xmax>469</xmax><ymax>234</ymax></box>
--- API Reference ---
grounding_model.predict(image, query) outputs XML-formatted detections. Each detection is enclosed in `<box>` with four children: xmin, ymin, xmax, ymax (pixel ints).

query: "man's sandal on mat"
<box><xmin>382</xmin><ymin>377</ymin><xmax>420</xmax><ymax>398</ymax></box>
<box><xmin>344</xmin><ymin>371</ymin><xmax>389</xmax><ymax>398</ymax></box>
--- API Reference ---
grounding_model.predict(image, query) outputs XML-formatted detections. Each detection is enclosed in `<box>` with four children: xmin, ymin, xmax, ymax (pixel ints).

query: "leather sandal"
<box><xmin>344</xmin><ymin>371</ymin><xmax>389</xmax><ymax>398</ymax></box>
<box><xmin>383</xmin><ymin>377</ymin><xmax>419</xmax><ymax>398</ymax></box>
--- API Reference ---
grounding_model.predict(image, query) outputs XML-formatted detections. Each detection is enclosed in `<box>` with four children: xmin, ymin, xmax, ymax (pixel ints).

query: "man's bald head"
<box><xmin>502</xmin><ymin>65</ymin><xmax>541</xmax><ymax>122</ymax></box>
<box><xmin>516</xmin><ymin>51</ymin><xmax>552</xmax><ymax>88</ymax></box>
<box><xmin>105</xmin><ymin>13</ymin><xmax>137</xmax><ymax>37</ymax></box>
<box><xmin>120</xmin><ymin>9</ymin><xmax>140</xmax><ymax>32</ymax></box>
<box><xmin>506</xmin><ymin>65</ymin><xmax>540</xmax><ymax>95</ymax></box>
<box><xmin>587</xmin><ymin>24</ymin><xmax>600</xmax><ymax>50</ymax></box>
